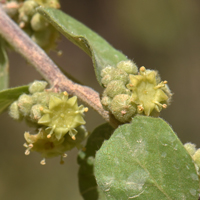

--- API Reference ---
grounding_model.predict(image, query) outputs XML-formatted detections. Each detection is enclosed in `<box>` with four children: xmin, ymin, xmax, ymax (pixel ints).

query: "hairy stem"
<box><xmin>0</xmin><ymin>5</ymin><xmax>120</xmax><ymax>128</ymax></box>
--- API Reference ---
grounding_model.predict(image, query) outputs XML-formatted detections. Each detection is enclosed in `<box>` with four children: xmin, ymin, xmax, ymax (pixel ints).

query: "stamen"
<box><xmin>47</xmin><ymin>125</ymin><xmax>56</xmax><ymax>138</ymax></box>
<box><xmin>72</xmin><ymin>135</ymin><xmax>76</xmax><ymax>140</ymax></box>
<box><xmin>23</xmin><ymin>143</ymin><xmax>28</xmax><ymax>148</ymax></box>
<box><xmin>163</xmin><ymin>80</ymin><xmax>168</xmax><ymax>84</ymax></box>
<box><xmin>63</xmin><ymin>91</ymin><xmax>68</xmax><ymax>96</ymax></box>
<box><xmin>25</xmin><ymin>149</ymin><xmax>30</xmax><ymax>155</ymax></box>
<box><xmin>24</xmin><ymin>143</ymin><xmax>33</xmax><ymax>155</ymax></box>
<box><xmin>40</xmin><ymin>158</ymin><xmax>46</xmax><ymax>165</ymax></box>
<box><xmin>154</xmin><ymin>82</ymin><xmax>165</xmax><ymax>89</ymax></box>
<box><xmin>162</xmin><ymin>104</ymin><xmax>167</xmax><ymax>109</ymax></box>
<box><xmin>60</xmin><ymin>153</ymin><xmax>67</xmax><ymax>164</ymax></box>
<box><xmin>129</xmin><ymin>84</ymin><xmax>133</xmax><ymax>87</ymax></box>
<box><xmin>138</xmin><ymin>105</ymin><xmax>144</xmax><ymax>112</ymax></box>
<box><xmin>63</xmin><ymin>153</ymin><xmax>67</xmax><ymax>158</ymax></box>
<box><xmin>153</xmin><ymin>101</ymin><xmax>163</xmax><ymax>107</ymax></box>
<box><xmin>84</xmin><ymin>107</ymin><xmax>89</xmax><ymax>112</ymax></box>
<box><xmin>140</xmin><ymin>66</ymin><xmax>146</xmax><ymax>72</ymax></box>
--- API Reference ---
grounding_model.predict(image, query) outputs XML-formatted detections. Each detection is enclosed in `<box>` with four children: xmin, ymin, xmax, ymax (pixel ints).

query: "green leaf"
<box><xmin>0</xmin><ymin>38</ymin><xmax>9</xmax><ymax>90</ymax></box>
<box><xmin>77</xmin><ymin>123</ymin><xmax>115</xmax><ymax>200</ymax></box>
<box><xmin>94</xmin><ymin>116</ymin><xmax>199</xmax><ymax>200</ymax></box>
<box><xmin>37</xmin><ymin>7</ymin><xmax>128</xmax><ymax>86</ymax></box>
<box><xmin>0</xmin><ymin>85</ymin><xmax>29</xmax><ymax>114</ymax></box>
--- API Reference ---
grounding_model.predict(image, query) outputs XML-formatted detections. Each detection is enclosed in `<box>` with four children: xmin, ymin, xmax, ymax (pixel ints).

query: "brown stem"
<box><xmin>0</xmin><ymin>5</ymin><xmax>120</xmax><ymax>128</ymax></box>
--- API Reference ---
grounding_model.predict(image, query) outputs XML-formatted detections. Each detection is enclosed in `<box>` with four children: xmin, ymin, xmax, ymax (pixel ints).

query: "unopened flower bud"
<box><xmin>110</xmin><ymin>94</ymin><xmax>136</xmax><ymax>122</ymax></box>
<box><xmin>104</xmin><ymin>80</ymin><xmax>130</xmax><ymax>98</ymax></box>
<box><xmin>29</xmin><ymin>80</ymin><xmax>48</xmax><ymax>94</ymax></box>
<box><xmin>117</xmin><ymin>60</ymin><xmax>138</xmax><ymax>74</ymax></box>
<box><xmin>9</xmin><ymin>101</ymin><xmax>22</xmax><ymax>120</ymax></box>
<box><xmin>31</xmin><ymin>13</ymin><xmax>49</xmax><ymax>32</ymax></box>
<box><xmin>17</xmin><ymin>94</ymin><xmax>33</xmax><ymax>116</ymax></box>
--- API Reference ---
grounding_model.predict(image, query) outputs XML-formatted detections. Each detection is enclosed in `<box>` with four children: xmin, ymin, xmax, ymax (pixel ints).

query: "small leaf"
<box><xmin>0</xmin><ymin>85</ymin><xmax>29</xmax><ymax>114</ymax></box>
<box><xmin>95</xmin><ymin>116</ymin><xmax>199</xmax><ymax>200</ymax></box>
<box><xmin>37</xmin><ymin>7</ymin><xmax>128</xmax><ymax>86</ymax></box>
<box><xmin>0</xmin><ymin>38</ymin><xmax>9</xmax><ymax>90</ymax></box>
<box><xmin>77</xmin><ymin>123</ymin><xmax>114</xmax><ymax>200</ymax></box>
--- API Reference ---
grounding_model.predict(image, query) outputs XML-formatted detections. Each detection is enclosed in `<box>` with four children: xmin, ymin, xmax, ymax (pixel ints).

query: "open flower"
<box><xmin>38</xmin><ymin>92</ymin><xmax>88</xmax><ymax>140</ymax></box>
<box><xmin>127</xmin><ymin>66</ymin><xmax>172</xmax><ymax>116</ymax></box>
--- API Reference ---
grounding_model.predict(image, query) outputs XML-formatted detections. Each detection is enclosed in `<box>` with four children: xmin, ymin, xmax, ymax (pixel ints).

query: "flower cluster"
<box><xmin>5</xmin><ymin>0</ymin><xmax>60</xmax><ymax>52</ymax></box>
<box><xmin>101</xmin><ymin>60</ymin><xmax>172</xmax><ymax>122</ymax></box>
<box><xmin>9</xmin><ymin>80</ymin><xmax>88</xmax><ymax>164</ymax></box>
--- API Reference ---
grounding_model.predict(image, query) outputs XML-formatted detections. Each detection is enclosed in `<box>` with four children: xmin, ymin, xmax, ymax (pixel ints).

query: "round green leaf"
<box><xmin>95</xmin><ymin>116</ymin><xmax>199</xmax><ymax>200</ymax></box>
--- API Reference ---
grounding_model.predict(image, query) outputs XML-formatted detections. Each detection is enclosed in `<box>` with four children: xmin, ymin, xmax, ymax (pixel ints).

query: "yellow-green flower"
<box><xmin>127</xmin><ymin>66</ymin><xmax>172</xmax><ymax>116</ymax></box>
<box><xmin>38</xmin><ymin>92</ymin><xmax>88</xmax><ymax>140</ymax></box>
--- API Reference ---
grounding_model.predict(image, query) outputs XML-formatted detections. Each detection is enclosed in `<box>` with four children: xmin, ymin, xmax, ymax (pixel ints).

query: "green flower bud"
<box><xmin>101</xmin><ymin>68</ymin><xmax>129</xmax><ymax>87</ymax></box>
<box><xmin>30</xmin><ymin>104</ymin><xmax>43</xmax><ymax>121</ymax></box>
<box><xmin>32</xmin><ymin>92</ymin><xmax>51</xmax><ymax>105</ymax></box>
<box><xmin>17</xmin><ymin>94</ymin><xmax>34</xmax><ymax>116</ymax></box>
<box><xmin>101</xmin><ymin>66</ymin><xmax>115</xmax><ymax>77</ymax></box>
<box><xmin>29</xmin><ymin>80</ymin><xmax>48</xmax><ymax>94</ymax></box>
<box><xmin>127</xmin><ymin>66</ymin><xmax>172</xmax><ymax>116</ymax></box>
<box><xmin>21</xmin><ymin>1</ymin><xmax>38</xmax><ymax>16</ymax></box>
<box><xmin>184</xmin><ymin>143</ymin><xmax>197</xmax><ymax>156</ymax></box>
<box><xmin>104</xmin><ymin>80</ymin><xmax>130</xmax><ymax>98</ymax></box>
<box><xmin>110</xmin><ymin>94</ymin><xmax>136</xmax><ymax>122</ymax></box>
<box><xmin>101</xmin><ymin>74</ymin><xmax>113</xmax><ymax>87</ymax></box>
<box><xmin>9</xmin><ymin>101</ymin><xmax>22</xmax><ymax>120</ymax></box>
<box><xmin>101</xmin><ymin>96</ymin><xmax>112</xmax><ymax>110</ymax></box>
<box><xmin>117</xmin><ymin>60</ymin><xmax>138</xmax><ymax>74</ymax></box>
<box><xmin>31</xmin><ymin>13</ymin><xmax>49</xmax><ymax>32</ymax></box>
<box><xmin>18</xmin><ymin>0</ymin><xmax>38</xmax><ymax>24</ymax></box>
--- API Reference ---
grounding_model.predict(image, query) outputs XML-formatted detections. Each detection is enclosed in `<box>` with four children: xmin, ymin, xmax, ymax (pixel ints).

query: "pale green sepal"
<box><xmin>38</xmin><ymin>113</ymin><xmax>51</xmax><ymax>124</ymax></box>
<box><xmin>54</xmin><ymin>127</ymin><xmax>69</xmax><ymax>135</ymax></box>
<box><xmin>74</xmin><ymin>116</ymin><xmax>86</xmax><ymax>125</ymax></box>
<box><xmin>49</xmin><ymin>95</ymin><xmax>62</xmax><ymax>110</ymax></box>
<box><xmin>67</xmin><ymin>96</ymin><xmax>77</xmax><ymax>107</ymax></box>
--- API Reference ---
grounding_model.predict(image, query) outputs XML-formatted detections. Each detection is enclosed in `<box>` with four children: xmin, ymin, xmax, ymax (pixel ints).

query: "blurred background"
<box><xmin>1</xmin><ymin>0</ymin><xmax>200</xmax><ymax>199</ymax></box>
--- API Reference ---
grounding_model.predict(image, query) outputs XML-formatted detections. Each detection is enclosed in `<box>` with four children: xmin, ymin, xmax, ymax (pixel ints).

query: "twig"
<box><xmin>0</xmin><ymin>5</ymin><xmax>120</xmax><ymax>128</ymax></box>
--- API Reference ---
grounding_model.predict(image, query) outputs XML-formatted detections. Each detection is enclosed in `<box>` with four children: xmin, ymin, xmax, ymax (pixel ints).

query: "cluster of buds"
<box><xmin>101</xmin><ymin>60</ymin><xmax>172</xmax><ymax>123</ymax></box>
<box><xmin>5</xmin><ymin>0</ymin><xmax>60</xmax><ymax>52</ymax></box>
<box><xmin>9</xmin><ymin>80</ymin><xmax>88</xmax><ymax>164</ymax></box>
